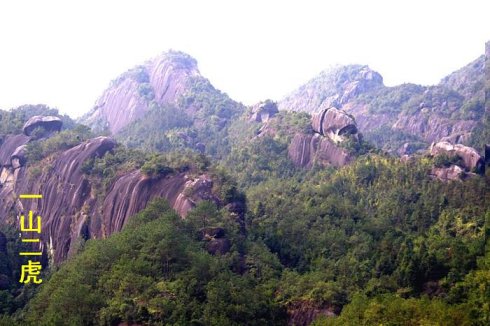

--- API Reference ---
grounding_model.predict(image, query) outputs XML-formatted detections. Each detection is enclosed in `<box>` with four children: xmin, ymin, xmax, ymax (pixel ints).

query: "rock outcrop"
<box><xmin>279</xmin><ymin>54</ymin><xmax>485</xmax><ymax>152</ymax></box>
<box><xmin>278</xmin><ymin>65</ymin><xmax>383</xmax><ymax>113</ymax></box>
<box><xmin>249</xmin><ymin>100</ymin><xmax>279</xmax><ymax>123</ymax></box>
<box><xmin>430</xmin><ymin>165</ymin><xmax>466</xmax><ymax>182</ymax></box>
<box><xmin>311</xmin><ymin>107</ymin><xmax>357</xmax><ymax>143</ymax></box>
<box><xmin>0</xmin><ymin>134</ymin><xmax>30</xmax><ymax>167</ymax></box>
<box><xmin>288</xmin><ymin>107</ymin><xmax>357</xmax><ymax>168</ymax></box>
<box><xmin>23</xmin><ymin>115</ymin><xmax>62</xmax><ymax>137</ymax></box>
<box><xmin>288</xmin><ymin>133</ymin><xmax>352</xmax><ymax>168</ymax></box>
<box><xmin>287</xmin><ymin>300</ymin><xmax>338</xmax><ymax>326</ymax></box>
<box><xmin>80</xmin><ymin>51</ymin><xmax>202</xmax><ymax>134</ymax></box>
<box><xmin>429</xmin><ymin>141</ymin><xmax>484</xmax><ymax>181</ymax></box>
<box><xmin>430</xmin><ymin>141</ymin><xmax>484</xmax><ymax>172</ymax></box>
<box><xmin>0</xmin><ymin>135</ymin><xmax>221</xmax><ymax>264</ymax></box>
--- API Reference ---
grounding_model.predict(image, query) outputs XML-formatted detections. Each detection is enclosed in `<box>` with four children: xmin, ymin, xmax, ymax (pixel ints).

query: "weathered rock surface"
<box><xmin>279</xmin><ymin>54</ymin><xmax>485</xmax><ymax>151</ymax></box>
<box><xmin>311</xmin><ymin>107</ymin><xmax>357</xmax><ymax>143</ymax></box>
<box><xmin>199</xmin><ymin>227</ymin><xmax>231</xmax><ymax>255</ymax></box>
<box><xmin>430</xmin><ymin>165</ymin><xmax>466</xmax><ymax>182</ymax></box>
<box><xmin>0</xmin><ymin>136</ymin><xmax>220</xmax><ymax>264</ymax></box>
<box><xmin>430</xmin><ymin>141</ymin><xmax>484</xmax><ymax>172</ymax></box>
<box><xmin>23</xmin><ymin>115</ymin><xmax>62</xmax><ymax>136</ymax></box>
<box><xmin>288</xmin><ymin>106</ymin><xmax>358</xmax><ymax>168</ymax></box>
<box><xmin>80</xmin><ymin>51</ymin><xmax>201</xmax><ymax>134</ymax></box>
<box><xmin>249</xmin><ymin>100</ymin><xmax>279</xmax><ymax>123</ymax></box>
<box><xmin>0</xmin><ymin>134</ymin><xmax>30</xmax><ymax>167</ymax></box>
<box><xmin>278</xmin><ymin>65</ymin><xmax>383</xmax><ymax>113</ymax></box>
<box><xmin>288</xmin><ymin>133</ymin><xmax>352</xmax><ymax>168</ymax></box>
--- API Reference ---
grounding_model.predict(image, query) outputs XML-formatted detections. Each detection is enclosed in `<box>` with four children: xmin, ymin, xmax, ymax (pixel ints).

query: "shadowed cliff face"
<box><xmin>80</xmin><ymin>51</ymin><xmax>201</xmax><ymax>134</ymax></box>
<box><xmin>0</xmin><ymin>135</ymin><xmax>220</xmax><ymax>264</ymax></box>
<box><xmin>279</xmin><ymin>56</ymin><xmax>485</xmax><ymax>152</ymax></box>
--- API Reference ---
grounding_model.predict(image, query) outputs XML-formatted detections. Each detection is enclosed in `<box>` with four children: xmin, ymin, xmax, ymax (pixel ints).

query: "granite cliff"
<box><xmin>80</xmin><ymin>51</ymin><xmax>202</xmax><ymax>134</ymax></box>
<box><xmin>0</xmin><ymin>118</ymin><xmax>227</xmax><ymax>264</ymax></box>
<box><xmin>278</xmin><ymin>55</ymin><xmax>485</xmax><ymax>154</ymax></box>
<box><xmin>288</xmin><ymin>107</ymin><xmax>358</xmax><ymax>168</ymax></box>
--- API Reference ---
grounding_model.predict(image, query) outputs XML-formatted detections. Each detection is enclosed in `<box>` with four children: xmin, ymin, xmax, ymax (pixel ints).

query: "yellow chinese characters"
<box><xmin>19</xmin><ymin>260</ymin><xmax>43</xmax><ymax>284</ymax></box>
<box><xmin>18</xmin><ymin>194</ymin><xmax>43</xmax><ymax>284</ymax></box>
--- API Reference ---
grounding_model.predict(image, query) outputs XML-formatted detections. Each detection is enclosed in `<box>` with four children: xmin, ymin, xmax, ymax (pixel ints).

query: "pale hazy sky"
<box><xmin>0</xmin><ymin>0</ymin><xmax>488</xmax><ymax>118</ymax></box>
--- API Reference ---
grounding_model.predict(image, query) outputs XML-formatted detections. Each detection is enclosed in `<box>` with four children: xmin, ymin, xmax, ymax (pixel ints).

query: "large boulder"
<box><xmin>311</xmin><ymin>107</ymin><xmax>357</xmax><ymax>143</ymax></box>
<box><xmin>23</xmin><ymin>116</ymin><xmax>62</xmax><ymax>137</ymax></box>
<box><xmin>249</xmin><ymin>100</ymin><xmax>279</xmax><ymax>123</ymax></box>
<box><xmin>430</xmin><ymin>165</ymin><xmax>466</xmax><ymax>182</ymax></box>
<box><xmin>11</xmin><ymin>144</ymin><xmax>28</xmax><ymax>169</ymax></box>
<box><xmin>0</xmin><ymin>134</ymin><xmax>30</xmax><ymax>167</ymax></box>
<box><xmin>430</xmin><ymin>141</ymin><xmax>484</xmax><ymax>172</ymax></box>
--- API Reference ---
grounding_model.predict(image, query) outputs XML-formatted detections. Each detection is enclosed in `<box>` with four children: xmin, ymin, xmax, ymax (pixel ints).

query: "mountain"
<box><xmin>0</xmin><ymin>47</ymin><xmax>488</xmax><ymax>325</ymax></box>
<box><xmin>80</xmin><ymin>50</ymin><xmax>244</xmax><ymax>158</ymax></box>
<box><xmin>80</xmin><ymin>51</ymin><xmax>202</xmax><ymax>134</ymax></box>
<box><xmin>278</xmin><ymin>56</ymin><xmax>485</xmax><ymax>154</ymax></box>
<box><xmin>0</xmin><ymin>115</ymin><xmax>242</xmax><ymax>265</ymax></box>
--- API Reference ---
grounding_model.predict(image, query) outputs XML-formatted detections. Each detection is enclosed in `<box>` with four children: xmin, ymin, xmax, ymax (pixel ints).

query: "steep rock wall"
<box><xmin>0</xmin><ymin>136</ymin><xmax>219</xmax><ymax>264</ymax></box>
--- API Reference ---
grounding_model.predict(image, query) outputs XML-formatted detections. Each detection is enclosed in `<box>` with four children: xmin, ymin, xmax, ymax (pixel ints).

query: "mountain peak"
<box><xmin>80</xmin><ymin>50</ymin><xmax>202</xmax><ymax>134</ymax></box>
<box><xmin>278</xmin><ymin>64</ymin><xmax>383</xmax><ymax>113</ymax></box>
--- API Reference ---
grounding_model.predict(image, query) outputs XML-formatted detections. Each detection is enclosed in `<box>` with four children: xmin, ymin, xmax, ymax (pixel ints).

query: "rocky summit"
<box><xmin>0</xmin><ymin>44</ymin><xmax>488</xmax><ymax>326</ymax></box>
<box><xmin>80</xmin><ymin>51</ymin><xmax>202</xmax><ymax>134</ymax></box>
<box><xmin>278</xmin><ymin>57</ymin><xmax>485</xmax><ymax>154</ymax></box>
<box><xmin>0</xmin><ymin>125</ymin><xmax>226</xmax><ymax>264</ymax></box>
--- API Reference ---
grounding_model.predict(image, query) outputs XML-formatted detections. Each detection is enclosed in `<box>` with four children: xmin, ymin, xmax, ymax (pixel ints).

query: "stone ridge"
<box><xmin>278</xmin><ymin>55</ymin><xmax>485</xmax><ymax>151</ymax></box>
<box><xmin>80</xmin><ymin>51</ymin><xmax>201</xmax><ymax>134</ymax></box>
<box><xmin>0</xmin><ymin>134</ymin><xmax>220</xmax><ymax>264</ymax></box>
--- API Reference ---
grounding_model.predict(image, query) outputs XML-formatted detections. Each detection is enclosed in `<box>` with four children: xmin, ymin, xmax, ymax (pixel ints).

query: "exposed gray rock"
<box><xmin>206</xmin><ymin>238</ymin><xmax>231</xmax><ymax>255</ymax></box>
<box><xmin>249</xmin><ymin>100</ymin><xmax>279</xmax><ymax>123</ymax></box>
<box><xmin>80</xmin><ymin>51</ymin><xmax>201</xmax><ymax>134</ymax></box>
<box><xmin>430</xmin><ymin>165</ymin><xmax>466</xmax><ymax>182</ymax></box>
<box><xmin>311</xmin><ymin>107</ymin><xmax>357</xmax><ymax>143</ymax></box>
<box><xmin>430</xmin><ymin>141</ymin><xmax>484</xmax><ymax>172</ymax></box>
<box><xmin>288</xmin><ymin>133</ymin><xmax>352</xmax><ymax>168</ymax></box>
<box><xmin>0</xmin><ymin>134</ymin><xmax>30</xmax><ymax>167</ymax></box>
<box><xmin>23</xmin><ymin>116</ymin><xmax>62</xmax><ymax>136</ymax></box>
<box><xmin>0</xmin><ymin>135</ymin><xmax>220</xmax><ymax>264</ymax></box>
<box><xmin>11</xmin><ymin>144</ymin><xmax>27</xmax><ymax>168</ymax></box>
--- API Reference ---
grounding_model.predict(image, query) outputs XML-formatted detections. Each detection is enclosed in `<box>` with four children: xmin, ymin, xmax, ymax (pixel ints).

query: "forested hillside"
<box><xmin>0</xmin><ymin>47</ymin><xmax>488</xmax><ymax>325</ymax></box>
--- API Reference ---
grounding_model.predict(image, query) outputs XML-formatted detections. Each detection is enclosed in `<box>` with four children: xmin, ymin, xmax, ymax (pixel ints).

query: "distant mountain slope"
<box><xmin>278</xmin><ymin>55</ymin><xmax>485</xmax><ymax>154</ymax></box>
<box><xmin>79</xmin><ymin>51</ymin><xmax>244</xmax><ymax>158</ymax></box>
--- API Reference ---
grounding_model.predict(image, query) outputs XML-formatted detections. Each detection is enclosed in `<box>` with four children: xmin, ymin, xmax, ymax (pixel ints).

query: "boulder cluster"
<box><xmin>288</xmin><ymin>107</ymin><xmax>359</xmax><ymax>168</ymax></box>
<box><xmin>429</xmin><ymin>141</ymin><xmax>484</xmax><ymax>181</ymax></box>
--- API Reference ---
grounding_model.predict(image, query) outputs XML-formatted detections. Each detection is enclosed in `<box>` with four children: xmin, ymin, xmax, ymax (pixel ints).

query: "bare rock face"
<box><xmin>279</xmin><ymin>54</ymin><xmax>484</xmax><ymax>151</ymax></box>
<box><xmin>288</xmin><ymin>133</ymin><xmax>352</xmax><ymax>168</ymax></box>
<box><xmin>80</xmin><ymin>51</ymin><xmax>201</xmax><ymax>134</ymax></box>
<box><xmin>23</xmin><ymin>116</ymin><xmax>62</xmax><ymax>137</ymax></box>
<box><xmin>0</xmin><ymin>136</ymin><xmax>220</xmax><ymax>264</ymax></box>
<box><xmin>288</xmin><ymin>106</ymin><xmax>358</xmax><ymax>168</ymax></box>
<box><xmin>0</xmin><ymin>134</ymin><xmax>30</xmax><ymax>167</ymax></box>
<box><xmin>278</xmin><ymin>65</ymin><xmax>383</xmax><ymax>113</ymax></box>
<box><xmin>311</xmin><ymin>107</ymin><xmax>357</xmax><ymax>143</ymax></box>
<box><xmin>430</xmin><ymin>141</ymin><xmax>484</xmax><ymax>172</ymax></box>
<box><xmin>249</xmin><ymin>100</ymin><xmax>279</xmax><ymax>123</ymax></box>
<box><xmin>430</xmin><ymin>165</ymin><xmax>466</xmax><ymax>182</ymax></box>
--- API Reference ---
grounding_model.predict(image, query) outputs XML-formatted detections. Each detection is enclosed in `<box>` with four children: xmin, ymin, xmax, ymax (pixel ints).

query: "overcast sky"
<box><xmin>0</xmin><ymin>0</ymin><xmax>488</xmax><ymax>118</ymax></box>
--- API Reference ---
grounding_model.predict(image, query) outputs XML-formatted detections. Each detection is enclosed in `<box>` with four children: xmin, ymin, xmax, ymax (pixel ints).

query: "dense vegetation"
<box><xmin>0</xmin><ymin>52</ymin><xmax>488</xmax><ymax>325</ymax></box>
<box><xmin>1</xmin><ymin>148</ymin><xmax>487</xmax><ymax>325</ymax></box>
